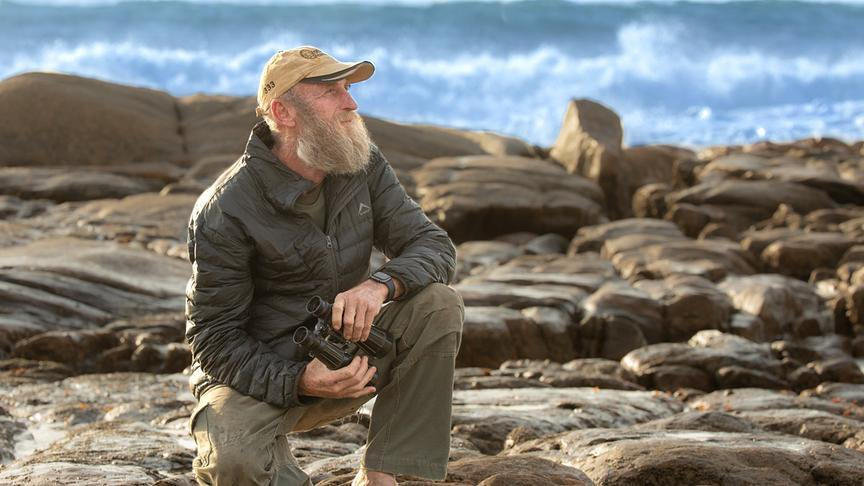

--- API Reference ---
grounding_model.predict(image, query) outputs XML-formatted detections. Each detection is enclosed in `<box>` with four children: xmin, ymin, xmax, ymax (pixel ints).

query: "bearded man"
<box><xmin>185</xmin><ymin>46</ymin><xmax>463</xmax><ymax>486</ymax></box>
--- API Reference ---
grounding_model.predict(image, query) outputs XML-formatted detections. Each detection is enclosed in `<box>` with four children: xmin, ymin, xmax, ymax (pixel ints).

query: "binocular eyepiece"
<box><xmin>306</xmin><ymin>295</ymin><xmax>331</xmax><ymax>319</ymax></box>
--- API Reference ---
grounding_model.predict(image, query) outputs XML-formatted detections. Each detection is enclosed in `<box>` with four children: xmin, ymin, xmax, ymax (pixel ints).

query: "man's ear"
<box><xmin>271</xmin><ymin>99</ymin><xmax>297</xmax><ymax>128</ymax></box>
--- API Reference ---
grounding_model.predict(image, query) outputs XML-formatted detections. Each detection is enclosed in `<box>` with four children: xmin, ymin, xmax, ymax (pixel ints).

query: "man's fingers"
<box><xmin>332</xmin><ymin>356</ymin><xmax>366</xmax><ymax>385</ymax></box>
<box><xmin>327</xmin><ymin>355</ymin><xmax>361</xmax><ymax>383</ymax></box>
<box><xmin>342</xmin><ymin>299</ymin><xmax>358</xmax><ymax>340</ymax></box>
<box><xmin>348</xmin><ymin>386</ymin><xmax>376</xmax><ymax>398</ymax></box>
<box><xmin>361</xmin><ymin>307</ymin><xmax>377</xmax><ymax>341</ymax></box>
<box><xmin>343</xmin><ymin>365</ymin><xmax>377</xmax><ymax>397</ymax></box>
<box><xmin>331</xmin><ymin>296</ymin><xmax>345</xmax><ymax>331</ymax></box>
<box><xmin>302</xmin><ymin>356</ymin><xmax>379</xmax><ymax>399</ymax></box>
<box><xmin>348</xmin><ymin>301</ymin><xmax>368</xmax><ymax>341</ymax></box>
<box><xmin>360</xmin><ymin>364</ymin><xmax>376</xmax><ymax>387</ymax></box>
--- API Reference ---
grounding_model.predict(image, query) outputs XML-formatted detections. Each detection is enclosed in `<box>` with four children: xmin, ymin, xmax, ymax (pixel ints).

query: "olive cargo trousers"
<box><xmin>189</xmin><ymin>283</ymin><xmax>464</xmax><ymax>486</ymax></box>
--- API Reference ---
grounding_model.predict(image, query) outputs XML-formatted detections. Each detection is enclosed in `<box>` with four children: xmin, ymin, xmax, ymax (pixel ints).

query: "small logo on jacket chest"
<box><xmin>358</xmin><ymin>203</ymin><xmax>371</xmax><ymax>216</ymax></box>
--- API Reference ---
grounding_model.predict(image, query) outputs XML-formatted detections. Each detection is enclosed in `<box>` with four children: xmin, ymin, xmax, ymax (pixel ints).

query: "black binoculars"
<box><xmin>293</xmin><ymin>296</ymin><xmax>394</xmax><ymax>382</ymax></box>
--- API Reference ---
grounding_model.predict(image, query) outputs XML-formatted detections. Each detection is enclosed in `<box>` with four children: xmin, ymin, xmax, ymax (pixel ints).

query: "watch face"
<box><xmin>372</xmin><ymin>271</ymin><xmax>391</xmax><ymax>282</ymax></box>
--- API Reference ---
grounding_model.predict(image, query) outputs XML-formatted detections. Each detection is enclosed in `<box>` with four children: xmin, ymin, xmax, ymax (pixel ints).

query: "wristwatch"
<box><xmin>370</xmin><ymin>271</ymin><xmax>396</xmax><ymax>302</ymax></box>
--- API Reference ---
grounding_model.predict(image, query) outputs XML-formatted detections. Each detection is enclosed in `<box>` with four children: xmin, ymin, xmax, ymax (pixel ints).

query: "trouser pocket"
<box><xmin>189</xmin><ymin>401</ymin><xmax>213</xmax><ymax>469</ymax></box>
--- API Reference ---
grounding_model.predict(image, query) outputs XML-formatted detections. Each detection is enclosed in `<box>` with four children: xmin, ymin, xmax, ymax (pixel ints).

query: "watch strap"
<box><xmin>371</xmin><ymin>272</ymin><xmax>396</xmax><ymax>301</ymax></box>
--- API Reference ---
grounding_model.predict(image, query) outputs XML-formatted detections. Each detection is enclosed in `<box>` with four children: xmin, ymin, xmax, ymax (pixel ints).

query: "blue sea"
<box><xmin>2</xmin><ymin>0</ymin><xmax>863</xmax><ymax>147</ymax></box>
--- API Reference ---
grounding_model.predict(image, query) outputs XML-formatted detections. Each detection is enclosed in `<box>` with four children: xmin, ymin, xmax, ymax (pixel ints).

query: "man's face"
<box><xmin>287</xmin><ymin>79</ymin><xmax>372</xmax><ymax>175</ymax></box>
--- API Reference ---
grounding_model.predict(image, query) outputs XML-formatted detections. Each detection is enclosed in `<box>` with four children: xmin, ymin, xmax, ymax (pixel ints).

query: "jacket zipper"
<box><xmin>325</xmin><ymin>234</ymin><xmax>339</xmax><ymax>296</ymax></box>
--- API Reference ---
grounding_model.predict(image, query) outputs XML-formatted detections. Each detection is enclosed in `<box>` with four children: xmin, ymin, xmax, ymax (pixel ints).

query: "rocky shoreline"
<box><xmin>0</xmin><ymin>71</ymin><xmax>863</xmax><ymax>485</ymax></box>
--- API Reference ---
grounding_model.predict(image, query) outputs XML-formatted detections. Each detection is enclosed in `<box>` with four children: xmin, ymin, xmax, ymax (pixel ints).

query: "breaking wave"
<box><xmin>2</xmin><ymin>0</ymin><xmax>863</xmax><ymax>146</ymax></box>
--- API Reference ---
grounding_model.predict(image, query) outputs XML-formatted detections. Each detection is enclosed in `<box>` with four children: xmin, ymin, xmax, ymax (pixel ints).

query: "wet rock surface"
<box><xmin>0</xmin><ymin>238</ymin><xmax>188</xmax><ymax>337</ymax></box>
<box><xmin>1</xmin><ymin>73</ymin><xmax>864</xmax><ymax>484</ymax></box>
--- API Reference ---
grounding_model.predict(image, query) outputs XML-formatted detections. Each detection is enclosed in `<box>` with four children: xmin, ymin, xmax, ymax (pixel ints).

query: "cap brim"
<box><xmin>304</xmin><ymin>61</ymin><xmax>374</xmax><ymax>84</ymax></box>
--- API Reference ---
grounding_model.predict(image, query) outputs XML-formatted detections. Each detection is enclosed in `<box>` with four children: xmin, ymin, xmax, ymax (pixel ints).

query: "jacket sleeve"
<box><xmin>185</xmin><ymin>203</ymin><xmax>310</xmax><ymax>408</ymax></box>
<box><xmin>368</xmin><ymin>146</ymin><xmax>457</xmax><ymax>297</ymax></box>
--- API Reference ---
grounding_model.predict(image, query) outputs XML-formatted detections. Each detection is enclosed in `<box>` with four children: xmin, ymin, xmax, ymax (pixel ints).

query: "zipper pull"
<box><xmin>326</xmin><ymin>235</ymin><xmax>333</xmax><ymax>249</ymax></box>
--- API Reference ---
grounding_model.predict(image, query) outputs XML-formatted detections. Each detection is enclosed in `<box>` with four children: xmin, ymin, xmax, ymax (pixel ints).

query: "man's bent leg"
<box><xmin>190</xmin><ymin>385</ymin><xmax>312</xmax><ymax>486</ymax></box>
<box><xmin>282</xmin><ymin>284</ymin><xmax>463</xmax><ymax>480</ymax></box>
<box><xmin>362</xmin><ymin>283</ymin><xmax>464</xmax><ymax>479</ymax></box>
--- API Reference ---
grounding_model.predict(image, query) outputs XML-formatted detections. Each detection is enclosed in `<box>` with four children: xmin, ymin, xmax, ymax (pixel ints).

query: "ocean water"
<box><xmin>2</xmin><ymin>0</ymin><xmax>863</xmax><ymax>147</ymax></box>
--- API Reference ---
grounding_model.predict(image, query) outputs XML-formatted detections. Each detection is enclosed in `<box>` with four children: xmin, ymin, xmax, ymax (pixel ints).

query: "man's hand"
<box><xmin>331</xmin><ymin>279</ymin><xmax>389</xmax><ymax>342</ymax></box>
<box><xmin>298</xmin><ymin>356</ymin><xmax>376</xmax><ymax>399</ymax></box>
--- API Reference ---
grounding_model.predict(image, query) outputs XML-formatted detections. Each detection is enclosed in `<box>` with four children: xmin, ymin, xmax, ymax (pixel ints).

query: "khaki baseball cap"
<box><xmin>255</xmin><ymin>46</ymin><xmax>375</xmax><ymax>116</ymax></box>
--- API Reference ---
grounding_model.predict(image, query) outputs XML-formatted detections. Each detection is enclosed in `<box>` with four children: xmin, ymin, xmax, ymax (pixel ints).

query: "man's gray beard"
<box><xmin>293</xmin><ymin>102</ymin><xmax>372</xmax><ymax>176</ymax></box>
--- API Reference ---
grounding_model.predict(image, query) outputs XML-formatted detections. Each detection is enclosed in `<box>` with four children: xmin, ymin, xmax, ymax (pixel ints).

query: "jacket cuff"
<box><xmin>378</xmin><ymin>263</ymin><xmax>419</xmax><ymax>301</ymax></box>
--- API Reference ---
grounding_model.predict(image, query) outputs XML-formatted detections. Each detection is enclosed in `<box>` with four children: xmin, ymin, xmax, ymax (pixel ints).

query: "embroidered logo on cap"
<box><xmin>300</xmin><ymin>48</ymin><xmax>325</xmax><ymax>60</ymax></box>
<box><xmin>359</xmin><ymin>203</ymin><xmax>371</xmax><ymax>216</ymax></box>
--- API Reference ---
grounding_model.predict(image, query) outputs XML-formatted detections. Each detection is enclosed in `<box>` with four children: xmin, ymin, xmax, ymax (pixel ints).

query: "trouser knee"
<box><xmin>408</xmin><ymin>283</ymin><xmax>464</xmax><ymax>329</ymax></box>
<box><xmin>400</xmin><ymin>283</ymin><xmax>464</xmax><ymax>353</ymax></box>
<box><xmin>409</xmin><ymin>283</ymin><xmax>464</xmax><ymax>310</ymax></box>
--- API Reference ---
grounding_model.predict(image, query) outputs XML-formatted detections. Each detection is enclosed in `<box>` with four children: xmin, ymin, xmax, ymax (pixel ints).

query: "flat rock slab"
<box><xmin>698</xmin><ymin>154</ymin><xmax>864</xmax><ymax>205</ymax></box>
<box><xmin>760</xmin><ymin>232</ymin><xmax>859</xmax><ymax>279</ymax></box>
<box><xmin>719</xmin><ymin>274</ymin><xmax>829</xmax><ymax>339</ymax></box>
<box><xmin>294</xmin><ymin>435</ymin><xmax>483</xmax><ymax>485</ymax></box>
<box><xmin>490</xmin><ymin>358</ymin><xmax>643</xmax><ymax>391</ymax></box>
<box><xmin>1</xmin><ymin>372</ymin><xmax>190</xmax><ymax>423</ymax></box>
<box><xmin>0</xmin><ymin>167</ymin><xmax>162</xmax><ymax>203</ymax></box>
<box><xmin>0</xmin><ymin>372</ymin><xmax>194</xmax><ymax>482</ymax></box>
<box><xmin>634</xmin><ymin>275</ymin><xmax>734</xmax><ymax>341</ymax></box>
<box><xmin>688</xmin><ymin>387</ymin><xmax>864</xmax><ymax>419</ymax></box>
<box><xmin>445</xmin><ymin>455</ymin><xmax>595</xmax><ymax>486</ymax></box>
<box><xmin>414</xmin><ymin>155</ymin><xmax>606</xmax><ymax>242</ymax></box>
<box><xmin>454</xmin><ymin>281</ymin><xmax>586</xmax><ymax>317</ymax></box>
<box><xmin>610</xmin><ymin>239</ymin><xmax>757</xmax><ymax>282</ymax></box>
<box><xmin>735</xmin><ymin>408</ymin><xmax>864</xmax><ymax>451</ymax></box>
<box><xmin>0</xmin><ymin>195</ymin><xmax>53</xmax><ymax>221</ymax></box>
<box><xmin>621</xmin><ymin>331</ymin><xmax>785</xmax><ymax>392</ymax></box>
<box><xmin>507</xmin><ymin>427</ymin><xmax>864</xmax><ymax>486</ymax></box>
<box><xmin>0</xmin><ymin>462</ymin><xmax>157</xmax><ymax>486</ymax></box>
<box><xmin>6</xmin><ymin>420</ymin><xmax>193</xmax><ymax>474</ymax></box>
<box><xmin>802</xmin><ymin>382</ymin><xmax>864</xmax><ymax>405</ymax></box>
<box><xmin>568</xmin><ymin>218</ymin><xmax>684</xmax><ymax>254</ymax></box>
<box><xmin>450</xmin><ymin>387</ymin><xmax>683</xmax><ymax>454</ymax></box>
<box><xmin>33</xmin><ymin>193</ymin><xmax>196</xmax><ymax>258</ymax></box>
<box><xmin>162</xmin><ymin>154</ymin><xmax>237</xmax><ymax>196</ymax></box>
<box><xmin>472</xmin><ymin>253</ymin><xmax>621</xmax><ymax>294</ymax></box>
<box><xmin>666</xmin><ymin>180</ymin><xmax>837</xmax><ymax>232</ymax></box>
<box><xmin>579</xmin><ymin>281</ymin><xmax>664</xmax><ymax>360</ymax></box>
<box><xmin>0</xmin><ymin>237</ymin><xmax>188</xmax><ymax>334</ymax></box>
<box><xmin>453</xmin><ymin>387</ymin><xmax>684</xmax><ymax>431</ymax></box>
<box><xmin>459</xmin><ymin>306</ymin><xmax>578</xmax><ymax>368</ymax></box>
<box><xmin>455</xmin><ymin>240</ymin><xmax>523</xmax><ymax>281</ymax></box>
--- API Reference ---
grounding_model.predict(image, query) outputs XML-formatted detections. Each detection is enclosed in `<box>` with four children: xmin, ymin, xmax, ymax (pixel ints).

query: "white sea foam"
<box><xmin>2</xmin><ymin>2</ymin><xmax>862</xmax><ymax>146</ymax></box>
<box><xmin>6</xmin><ymin>22</ymin><xmax>863</xmax><ymax>146</ymax></box>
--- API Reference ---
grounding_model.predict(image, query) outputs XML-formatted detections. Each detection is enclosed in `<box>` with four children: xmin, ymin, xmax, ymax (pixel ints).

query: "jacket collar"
<box><xmin>243</xmin><ymin>129</ymin><xmax>315</xmax><ymax>213</ymax></box>
<box><xmin>242</xmin><ymin>127</ymin><xmax>366</xmax><ymax>222</ymax></box>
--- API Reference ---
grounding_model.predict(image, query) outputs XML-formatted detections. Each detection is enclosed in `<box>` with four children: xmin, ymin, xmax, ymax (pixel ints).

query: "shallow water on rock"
<box><xmin>12</xmin><ymin>421</ymin><xmax>66</xmax><ymax>460</ymax></box>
